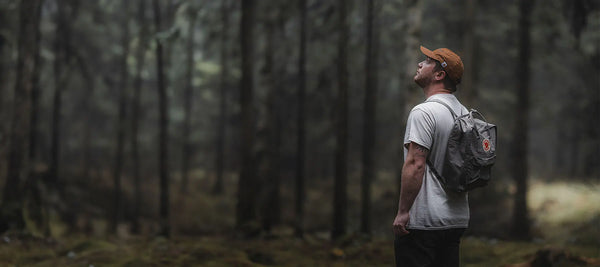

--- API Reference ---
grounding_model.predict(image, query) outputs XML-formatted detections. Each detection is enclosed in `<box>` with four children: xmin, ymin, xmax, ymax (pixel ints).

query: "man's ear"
<box><xmin>435</xmin><ymin>70</ymin><xmax>446</xmax><ymax>81</ymax></box>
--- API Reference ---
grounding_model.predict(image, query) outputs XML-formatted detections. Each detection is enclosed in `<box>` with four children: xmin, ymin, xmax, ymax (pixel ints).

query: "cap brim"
<box><xmin>420</xmin><ymin>46</ymin><xmax>442</xmax><ymax>63</ymax></box>
<box><xmin>420</xmin><ymin>46</ymin><xmax>434</xmax><ymax>57</ymax></box>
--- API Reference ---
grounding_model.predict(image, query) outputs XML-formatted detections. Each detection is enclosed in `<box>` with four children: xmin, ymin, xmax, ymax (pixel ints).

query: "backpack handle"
<box><xmin>470</xmin><ymin>109</ymin><xmax>488</xmax><ymax>122</ymax></box>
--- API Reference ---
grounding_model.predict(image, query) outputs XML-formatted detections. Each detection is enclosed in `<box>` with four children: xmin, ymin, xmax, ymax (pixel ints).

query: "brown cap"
<box><xmin>420</xmin><ymin>46</ymin><xmax>464</xmax><ymax>85</ymax></box>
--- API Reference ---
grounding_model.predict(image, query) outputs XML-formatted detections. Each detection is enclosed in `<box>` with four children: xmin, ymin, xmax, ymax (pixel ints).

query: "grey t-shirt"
<box><xmin>403</xmin><ymin>93</ymin><xmax>470</xmax><ymax>230</ymax></box>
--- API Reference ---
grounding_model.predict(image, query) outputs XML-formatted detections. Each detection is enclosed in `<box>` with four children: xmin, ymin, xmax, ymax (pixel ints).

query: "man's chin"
<box><xmin>413</xmin><ymin>77</ymin><xmax>421</xmax><ymax>85</ymax></box>
<box><xmin>414</xmin><ymin>78</ymin><xmax>426</xmax><ymax>88</ymax></box>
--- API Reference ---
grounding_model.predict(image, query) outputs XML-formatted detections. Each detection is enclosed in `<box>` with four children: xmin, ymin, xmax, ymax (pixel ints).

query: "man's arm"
<box><xmin>393</xmin><ymin>142</ymin><xmax>429</xmax><ymax>235</ymax></box>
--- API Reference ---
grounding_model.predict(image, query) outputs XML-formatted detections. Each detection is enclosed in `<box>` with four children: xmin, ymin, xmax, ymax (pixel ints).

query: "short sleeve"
<box><xmin>403</xmin><ymin>107</ymin><xmax>435</xmax><ymax>150</ymax></box>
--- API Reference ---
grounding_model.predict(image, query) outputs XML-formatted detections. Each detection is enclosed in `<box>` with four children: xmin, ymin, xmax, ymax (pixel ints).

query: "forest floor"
<box><xmin>0</xmin><ymin>179</ymin><xmax>599</xmax><ymax>266</ymax></box>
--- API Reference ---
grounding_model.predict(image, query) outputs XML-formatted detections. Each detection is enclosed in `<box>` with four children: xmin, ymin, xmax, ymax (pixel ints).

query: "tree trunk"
<box><xmin>212</xmin><ymin>0</ymin><xmax>229</xmax><ymax>195</ymax></box>
<box><xmin>71</xmin><ymin>48</ymin><xmax>94</xmax><ymax>236</ymax></box>
<box><xmin>180</xmin><ymin>11</ymin><xmax>197</xmax><ymax>194</ymax></box>
<box><xmin>73</xmin><ymin>51</ymin><xmax>94</xmax><ymax>182</ymax></box>
<box><xmin>0</xmin><ymin>22</ymin><xmax>5</xmax><ymax>107</ymax></box>
<box><xmin>332</xmin><ymin>0</ymin><xmax>349</xmax><ymax>240</ymax></box>
<box><xmin>111</xmin><ymin>2</ymin><xmax>131</xmax><ymax>234</ymax></box>
<box><xmin>153</xmin><ymin>0</ymin><xmax>170</xmax><ymax>238</ymax></box>
<box><xmin>295</xmin><ymin>0</ymin><xmax>307</xmax><ymax>238</ymax></box>
<box><xmin>0</xmin><ymin>0</ymin><xmax>43</xmax><ymax>233</ymax></box>
<box><xmin>236</xmin><ymin>0</ymin><xmax>258</xmax><ymax>232</ymax></box>
<box><xmin>29</xmin><ymin>0</ymin><xmax>43</xmax><ymax>166</ymax></box>
<box><xmin>397</xmin><ymin>0</ymin><xmax>422</xmax><ymax>196</ymax></box>
<box><xmin>583</xmin><ymin>70</ymin><xmax>600</xmax><ymax>178</ymax></box>
<box><xmin>361</xmin><ymin>0</ymin><xmax>378</xmax><ymax>235</ymax></box>
<box><xmin>511</xmin><ymin>0</ymin><xmax>534</xmax><ymax>240</ymax></box>
<box><xmin>162</xmin><ymin>0</ymin><xmax>177</xmax><ymax>75</ymax></box>
<box><xmin>260</xmin><ymin>17</ymin><xmax>275</xmax><ymax>232</ymax></box>
<box><xmin>25</xmin><ymin>0</ymin><xmax>44</xmax><ymax>232</ymax></box>
<box><xmin>48</xmin><ymin>0</ymin><xmax>79</xmax><ymax>235</ymax></box>
<box><xmin>131</xmin><ymin>0</ymin><xmax>149</xmax><ymax>235</ymax></box>
<box><xmin>461</xmin><ymin>0</ymin><xmax>477</xmax><ymax>107</ymax></box>
<box><xmin>0</xmin><ymin>12</ymin><xmax>7</xmax><ymax>216</ymax></box>
<box><xmin>566</xmin><ymin>111</ymin><xmax>580</xmax><ymax>176</ymax></box>
<box><xmin>576</xmin><ymin>43</ymin><xmax>600</xmax><ymax>178</ymax></box>
<box><xmin>213</xmin><ymin>0</ymin><xmax>230</xmax><ymax>195</ymax></box>
<box><xmin>50</xmin><ymin>0</ymin><xmax>69</xmax><ymax>189</ymax></box>
<box><xmin>261</xmin><ymin>9</ymin><xmax>285</xmax><ymax>232</ymax></box>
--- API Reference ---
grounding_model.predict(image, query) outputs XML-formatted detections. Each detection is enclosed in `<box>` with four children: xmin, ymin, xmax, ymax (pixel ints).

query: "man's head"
<box><xmin>414</xmin><ymin>46</ymin><xmax>463</xmax><ymax>92</ymax></box>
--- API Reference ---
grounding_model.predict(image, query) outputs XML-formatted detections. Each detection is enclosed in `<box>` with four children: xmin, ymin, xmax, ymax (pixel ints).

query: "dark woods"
<box><xmin>0</xmin><ymin>0</ymin><xmax>598</xmax><ymax>242</ymax></box>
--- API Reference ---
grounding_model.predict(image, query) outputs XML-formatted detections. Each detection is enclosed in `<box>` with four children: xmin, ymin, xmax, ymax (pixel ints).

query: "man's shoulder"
<box><xmin>407</xmin><ymin>104</ymin><xmax>436</xmax><ymax>125</ymax></box>
<box><xmin>411</xmin><ymin>102</ymin><xmax>441</xmax><ymax>114</ymax></box>
<box><xmin>425</xmin><ymin>94</ymin><xmax>466</xmax><ymax>114</ymax></box>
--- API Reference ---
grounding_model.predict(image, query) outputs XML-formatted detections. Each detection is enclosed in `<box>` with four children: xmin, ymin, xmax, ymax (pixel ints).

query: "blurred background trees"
<box><xmin>0</xmin><ymin>0</ymin><xmax>598</xmax><ymax>242</ymax></box>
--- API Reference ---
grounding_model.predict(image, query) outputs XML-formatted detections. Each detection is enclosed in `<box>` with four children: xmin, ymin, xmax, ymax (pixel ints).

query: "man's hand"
<box><xmin>393</xmin><ymin>142</ymin><xmax>427</xmax><ymax>236</ymax></box>
<box><xmin>393</xmin><ymin>212</ymin><xmax>410</xmax><ymax>236</ymax></box>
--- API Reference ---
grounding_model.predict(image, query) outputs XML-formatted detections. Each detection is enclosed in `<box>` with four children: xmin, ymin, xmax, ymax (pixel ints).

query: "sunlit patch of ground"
<box><xmin>528</xmin><ymin>179</ymin><xmax>600</xmax><ymax>246</ymax></box>
<box><xmin>465</xmin><ymin>179</ymin><xmax>600</xmax><ymax>267</ymax></box>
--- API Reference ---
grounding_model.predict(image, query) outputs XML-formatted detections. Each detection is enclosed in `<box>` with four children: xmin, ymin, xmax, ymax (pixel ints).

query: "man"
<box><xmin>393</xmin><ymin>46</ymin><xmax>469</xmax><ymax>267</ymax></box>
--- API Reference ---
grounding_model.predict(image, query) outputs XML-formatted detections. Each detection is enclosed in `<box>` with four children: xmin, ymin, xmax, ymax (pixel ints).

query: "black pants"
<box><xmin>394</xmin><ymin>228</ymin><xmax>466</xmax><ymax>267</ymax></box>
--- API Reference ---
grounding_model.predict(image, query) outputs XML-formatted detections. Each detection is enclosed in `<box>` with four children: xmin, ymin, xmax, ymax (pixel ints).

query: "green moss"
<box><xmin>460</xmin><ymin>238</ymin><xmax>540</xmax><ymax>266</ymax></box>
<box><xmin>65</xmin><ymin>239</ymin><xmax>117</xmax><ymax>254</ymax></box>
<box><xmin>0</xmin><ymin>235</ymin><xmax>597</xmax><ymax>266</ymax></box>
<box><xmin>120</xmin><ymin>257</ymin><xmax>158</xmax><ymax>267</ymax></box>
<box><xmin>15</xmin><ymin>249</ymin><xmax>56</xmax><ymax>266</ymax></box>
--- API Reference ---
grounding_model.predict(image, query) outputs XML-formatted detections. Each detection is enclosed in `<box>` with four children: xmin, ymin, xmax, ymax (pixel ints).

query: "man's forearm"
<box><xmin>397</xmin><ymin>161</ymin><xmax>426</xmax><ymax>214</ymax></box>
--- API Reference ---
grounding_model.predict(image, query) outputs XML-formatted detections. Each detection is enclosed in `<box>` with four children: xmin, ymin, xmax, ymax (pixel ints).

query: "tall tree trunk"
<box><xmin>236</xmin><ymin>0</ymin><xmax>258</xmax><ymax>231</ymax></box>
<box><xmin>131</xmin><ymin>0</ymin><xmax>149</xmax><ymax>234</ymax></box>
<box><xmin>213</xmin><ymin>0</ymin><xmax>230</xmax><ymax>195</ymax></box>
<box><xmin>50</xmin><ymin>0</ymin><xmax>69</xmax><ymax>190</ymax></box>
<box><xmin>261</xmin><ymin>10</ymin><xmax>284</xmax><ymax>232</ymax></box>
<box><xmin>111</xmin><ymin>3</ymin><xmax>131</xmax><ymax>234</ymax></box>
<box><xmin>180</xmin><ymin>11</ymin><xmax>197</xmax><ymax>194</ymax></box>
<box><xmin>0</xmin><ymin>10</ymin><xmax>8</xmax><ymax>213</ymax></box>
<box><xmin>74</xmin><ymin>51</ymin><xmax>93</xmax><ymax>182</ymax></box>
<box><xmin>49</xmin><ymin>0</ymin><xmax>79</xmax><ymax>234</ymax></box>
<box><xmin>29</xmin><ymin>0</ymin><xmax>43</xmax><ymax>166</ymax></box>
<box><xmin>583</xmin><ymin>69</ymin><xmax>600</xmax><ymax>178</ymax></box>
<box><xmin>461</xmin><ymin>0</ymin><xmax>477</xmax><ymax>107</ymax></box>
<box><xmin>295</xmin><ymin>0</ymin><xmax>307</xmax><ymax>238</ymax></box>
<box><xmin>153</xmin><ymin>0</ymin><xmax>170</xmax><ymax>238</ymax></box>
<box><xmin>26</xmin><ymin>0</ymin><xmax>45</xmax><ymax>232</ymax></box>
<box><xmin>0</xmin><ymin>0</ymin><xmax>43</xmax><ymax>233</ymax></box>
<box><xmin>332</xmin><ymin>0</ymin><xmax>349</xmax><ymax>240</ymax></box>
<box><xmin>260</xmin><ymin>18</ymin><xmax>275</xmax><ymax>232</ymax></box>
<box><xmin>162</xmin><ymin>0</ymin><xmax>177</xmax><ymax>74</ymax></box>
<box><xmin>72</xmin><ymin>49</ymin><xmax>94</xmax><ymax>236</ymax></box>
<box><xmin>576</xmin><ymin>44</ymin><xmax>600</xmax><ymax>178</ymax></box>
<box><xmin>511</xmin><ymin>0</ymin><xmax>533</xmax><ymax>240</ymax></box>
<box><xmin>397</xmin><ymin>0</ymin><xmax>422</xmax><ymax>196</ymax></box>
<box><xmin>0</xmin><ymin>20</ymin><xmax>5</xmax><ymax>107</ymax></box>
<box><xmin>361</xmin><ymin>0</ymin><xmax>378</xmax><ymax>235</ymax></box>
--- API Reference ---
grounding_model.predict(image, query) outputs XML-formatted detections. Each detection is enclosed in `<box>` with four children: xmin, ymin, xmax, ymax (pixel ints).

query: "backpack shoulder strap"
<box><xmin>423</xmin><ymin>98</ymin><xmax>456</xmax><ymax>183</ymax></box>
<box><xmin>425</xmin><ymin>99</ymin><xmax>458</xmax><ymax>119</ymax></box>
<box><xmin>426</xmin><ymin>158</ymin><xmax>443</xmax><ymax>181</ymax></box>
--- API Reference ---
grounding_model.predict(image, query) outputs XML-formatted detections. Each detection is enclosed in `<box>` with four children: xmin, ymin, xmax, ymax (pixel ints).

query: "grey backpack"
<box><xmin>426</xmin><ymin>99</ymin><xmax>497</xmax><ymax>193</ymax></box>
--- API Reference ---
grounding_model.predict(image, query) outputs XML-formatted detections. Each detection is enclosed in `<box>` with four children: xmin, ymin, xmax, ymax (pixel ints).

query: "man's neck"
<box><xmin>423</xmin><ymin>84</ymin><xmax>452</xmax><ymax>98</ymax></box>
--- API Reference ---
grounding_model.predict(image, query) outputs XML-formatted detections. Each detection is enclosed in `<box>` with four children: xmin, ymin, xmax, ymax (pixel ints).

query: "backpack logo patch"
<box><xmin>483</xmin><ymin>138</ymin><xmax>491</xmax><ymax>152</ymax></box>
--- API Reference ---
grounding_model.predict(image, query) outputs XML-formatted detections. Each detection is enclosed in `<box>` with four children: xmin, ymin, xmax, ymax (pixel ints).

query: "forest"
<box><xmin>0</xmin><ymin>0</ymin><xmax>598</xmax><ymax>266</ymax></box>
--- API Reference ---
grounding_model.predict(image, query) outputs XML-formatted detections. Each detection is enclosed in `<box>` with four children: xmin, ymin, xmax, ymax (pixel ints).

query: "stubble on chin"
<box><xmin>414</xmin><ymin>75</ymin><xmax>428</xmax><ymax>88</ymax></box>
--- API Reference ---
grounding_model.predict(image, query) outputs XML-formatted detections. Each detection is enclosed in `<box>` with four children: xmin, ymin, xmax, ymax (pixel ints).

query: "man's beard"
<box><xmin>414</xmin><ymin>73</ymin><xmax>431</xmax><ymax>88</ymax></box>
